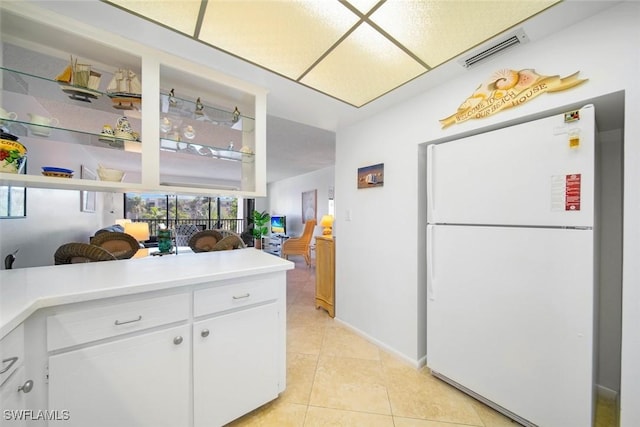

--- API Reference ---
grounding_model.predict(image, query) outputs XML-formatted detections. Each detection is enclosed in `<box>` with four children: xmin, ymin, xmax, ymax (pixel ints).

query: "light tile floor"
<box><xmin>228</xmin><ymin>259</ymin><xmax>617</xmax><ymax>427</ymax></box>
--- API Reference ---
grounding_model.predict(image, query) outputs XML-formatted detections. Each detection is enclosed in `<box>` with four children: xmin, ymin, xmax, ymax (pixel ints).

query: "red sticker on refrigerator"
<box><xmin>565</xmin><ymin>174</ymin><xmax>581</xmax><ymax>211</ymax></box>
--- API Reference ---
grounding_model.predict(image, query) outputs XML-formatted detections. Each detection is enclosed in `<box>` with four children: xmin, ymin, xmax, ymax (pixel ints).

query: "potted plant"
<box><xmin>251</xmin><ymin>210</ymin><xmax>270</xmax><ymax>249</ymax></box>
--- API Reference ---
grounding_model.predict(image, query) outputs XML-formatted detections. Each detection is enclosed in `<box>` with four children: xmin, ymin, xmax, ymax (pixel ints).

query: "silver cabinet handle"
<box><xmin>173</xmin><ymin>336</ymin><xmax>183</xmax><ymax>345</ymax></box>
<box><xmin>201</xmin><ymin>329</ymin><xmax>210</xmax><ymax>338</ymax></box>
<box><xmin>114</xmin><ymin>315</ymin><xmax>142</xmax><ymax>326</ymax></box>
<box><xmin>1</xmin><ymin>357</ymin><xmax>18</xmax><ymax>374</ymax></box>
<box><xmin>232</xmin><ymin>293</ymin><xmax>250</xmax><ymax>300</ymax></box>
<box><xmin>18</xmin><ymin>380</ymin><xmax>33</xmax><ymax>394</ymax></box>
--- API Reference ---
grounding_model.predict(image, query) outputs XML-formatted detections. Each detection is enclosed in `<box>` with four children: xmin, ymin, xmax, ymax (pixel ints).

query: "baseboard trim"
<box><xmin>333</xmin><ymin>317</ymin><xmax>423</xmax><ymax>368</ymax></box>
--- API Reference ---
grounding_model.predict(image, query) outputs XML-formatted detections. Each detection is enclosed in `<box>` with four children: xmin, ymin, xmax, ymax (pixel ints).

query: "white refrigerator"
<box><xmin>426</xmin><ymin>105</ymin><xmax>596</xmax><ymax>427</ymax></box>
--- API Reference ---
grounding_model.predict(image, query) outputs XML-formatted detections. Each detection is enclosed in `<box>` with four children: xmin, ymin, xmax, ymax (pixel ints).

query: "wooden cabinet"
<box><xmin>315</xmin><ymin>236</ymin><xmax>335</xmax><ymax>317</ymax></box>
<box><xmin>48</xmin><ymin>325</ymin><xmax>191</xmax><ymax>427</ymax></box>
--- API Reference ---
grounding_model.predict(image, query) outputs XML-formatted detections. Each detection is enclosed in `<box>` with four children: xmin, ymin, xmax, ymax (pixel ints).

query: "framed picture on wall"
<box><xmin>81</xmin><ymin>165</ymin><xmax>96</xmax><ymax>213</ymax></box>
<box><xmin>301</xmin><ymin>189</ymin><xmax>317</xmax><ymax>223</ymax></box>
<box><xmin>357</xmin><ymin>163</ymin><xmax>384</xmax><ymax>189</ymax></box>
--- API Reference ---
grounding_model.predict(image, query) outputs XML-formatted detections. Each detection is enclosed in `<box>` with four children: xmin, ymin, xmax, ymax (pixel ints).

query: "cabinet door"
<box><xmin>0</xmin><ymin>367</ymin><xmax>27</xmax><ymax>427</ymax></box>
<box><xmin>48</xmin><ymin>325</ymin><xmax>190</xmax><ymax>427</ymax></box>
<box><xmin>194</xmin><ymin>303</ymin><xmax>279</xmax><ymax>427</ymax></box>
<box><xmin>315</xmin><ymin>238</ymin><xmax>335</xmax><ymax>316</ymax></box>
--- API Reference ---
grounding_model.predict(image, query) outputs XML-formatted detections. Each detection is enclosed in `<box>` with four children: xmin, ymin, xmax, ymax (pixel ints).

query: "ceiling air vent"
<box><xmin>458</xmin><ymin>29</ymin><xmax>529</xmax><ymax>68</ymax></box>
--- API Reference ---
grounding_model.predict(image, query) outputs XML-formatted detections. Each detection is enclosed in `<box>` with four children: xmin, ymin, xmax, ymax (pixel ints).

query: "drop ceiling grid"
<box><xmin>301</xmin><ymin>22</ymin><xmax>426</xmax><ymax>107</ymax></box>
<box><xmin>104</xmin><ymin>0</ymin><xmax>563</xmax><ymax>107</ymax></box>
<box><xmin>198</xmin><ymin>0</ymin><xmax>359</xmax><ymax>81</ymax></box>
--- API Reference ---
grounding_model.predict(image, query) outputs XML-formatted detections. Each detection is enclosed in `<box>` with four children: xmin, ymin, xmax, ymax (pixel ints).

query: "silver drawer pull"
<box><xmin>173</xmin><ymin>336</ymin><xmax>183</xmax><ymax>345</ymax></box>
<box><xmin>18</xmin><ymin>380</ymin><xmax>33</xmax><ymax>394</ymax></box>
<box><xmin>114</xmin><ymin>315</ymin><xmax>142</xmax><ymax>326</ymax></box>
<box><xmin>201</xmin><ymin>329</ymin><xmax>210</xmax><ymax>338</ymax></box>
<box><xmin>232</xmin><ymin>293</ymin><xmax>250</xmax><ymax>300</ymax></box>
<box><xmin>1</xmin><ymin>357</ymin><xmax>18</xmax><ymax>374</ymax></box>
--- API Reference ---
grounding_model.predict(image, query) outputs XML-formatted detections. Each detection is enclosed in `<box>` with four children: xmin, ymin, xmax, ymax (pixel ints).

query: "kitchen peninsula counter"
<box><xmin>0</xmin><ymin>248</ymin><xmax>293</xmax><ymax>339</ymax></box>
<box><xmin>0</xmin><ymin>248</ymin><xmax>293</xmax><ymax>427</ymax></box>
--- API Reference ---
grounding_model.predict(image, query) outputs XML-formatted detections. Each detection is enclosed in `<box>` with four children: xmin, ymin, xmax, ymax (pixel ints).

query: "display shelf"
<box><xmin>158</xmin><ymin>64</ymin><xmax>258</xmax><ymax>193</ymax></box>
<box><xmin>1</xmin><ymin>1</ymin><xmax>267</xmax><ymax>197</ymax></box>
<box><xmin>160</xmin><ymin>90</ymin><xmax>255</xmax><ymax>129</ymax></box>
<box><xmin>1</xmin><ymin>66</ymin><xmax>129</xmax><ymax>114</ymax></box>
<box><xmin>1</xmin><ymin>118</ymin><xmax>141</xmax><ymax>151</ymax></box>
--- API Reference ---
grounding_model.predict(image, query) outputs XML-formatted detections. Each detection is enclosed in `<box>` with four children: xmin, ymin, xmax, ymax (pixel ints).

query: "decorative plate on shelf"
<box><xmin>0</xmin><ymin>131</ymin><xmax>19</xmax><ymax>141</ymax></box>
<box><xmin>42</xmin><ymin>166</ymin><xmax>74</xmax><ymax>178</ymax></box>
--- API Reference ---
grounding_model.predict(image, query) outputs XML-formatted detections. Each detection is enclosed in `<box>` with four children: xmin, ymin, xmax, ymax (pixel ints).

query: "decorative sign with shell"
<box><xmin>440</xmin><ymin>69</ymin><xmax>588</xmax><ymax>129</ymax></box>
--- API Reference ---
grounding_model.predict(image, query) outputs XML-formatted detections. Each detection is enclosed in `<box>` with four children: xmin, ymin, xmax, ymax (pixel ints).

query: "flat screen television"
<box><xmin>270</xmin><ymin>216</ymin><xmax>286</xmax><ymax>235</ymax></box>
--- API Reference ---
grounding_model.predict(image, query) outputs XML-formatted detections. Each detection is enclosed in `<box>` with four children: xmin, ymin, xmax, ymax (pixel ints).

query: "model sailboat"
<box><xmin>55</xmin><ymin>55</ymin><xmax>102</xmax><ymax>102</ymax></box>
<box><xmin>107</xmin><ymin>68</ymin><xmax>142</xmax><ymax>110</ymax></box>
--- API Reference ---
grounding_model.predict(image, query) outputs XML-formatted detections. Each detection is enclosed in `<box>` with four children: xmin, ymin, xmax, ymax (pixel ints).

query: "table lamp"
<box><xmin>320</xmin><ymin>215</ymin><xmax>334</xmax><ymax>236</ymax></box>
<box><xmin>115</xmin><ymin>218</ymin><xmax>132</xmax><ymax>228</ymax></box>
<box><xmin>124</xmin><ymin>222</ymin><xmax>150</xmax><ymax>245</ymax></box>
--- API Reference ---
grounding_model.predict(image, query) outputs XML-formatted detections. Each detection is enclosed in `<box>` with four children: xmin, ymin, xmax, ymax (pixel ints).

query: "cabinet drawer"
<box><xmin>47</xmin><ymin>293</ymin><xmax>190</xmax><ymax>352</ymax></box>
<box><xmin>0</xmin><ymin>324</ymin><xmax>24</xmax><ymax>387</ymax></box>
<box><xmin>194</xmin><ymin>277</ymin><xmax>280</xmax><ymax>318</ymax></box>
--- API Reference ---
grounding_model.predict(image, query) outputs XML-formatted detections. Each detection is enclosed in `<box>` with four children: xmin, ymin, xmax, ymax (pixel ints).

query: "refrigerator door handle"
<box><xmin>427</xmin><ymin>144</ymin><xmax>435</xmax><ymax>218</ymax></box>
<box><xmin>427</xmin><ymin>225</ymin><xmax>435</xmax><ymax>301</ymax></box>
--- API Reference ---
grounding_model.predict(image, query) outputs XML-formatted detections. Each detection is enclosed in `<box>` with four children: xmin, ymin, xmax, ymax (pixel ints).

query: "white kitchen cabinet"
<box><xmin>0</xmin><ymin>2</ymin><xmax>267</xmax><ymax>197</ymax></box>
<box><xmin>48</xmin><ymin>324</ymin><xmax>191</xmax><ymax>427</ymax></box>
<box><xmin>194</xmin><ymin>302</ymin><xmax>280</xmax><ymax>427</ymax></box>
<box><xmin>0</xmin><ymin>324</ymin><xmax>24</xmax><ymax>387</ymax></box>
<box><xmin>0</xmin><ymin>323</ymin><xmax>29</xmax><ymax>427</ymax></box>
<box><xmin>0</xmin><ymin>367</ymin><xmax>29</xmax><ymax>427</ymax></box>
<box><xmin>0</xmin><ymin>252</ymin><xmax>290</xmax><ymax>427</ymax></box>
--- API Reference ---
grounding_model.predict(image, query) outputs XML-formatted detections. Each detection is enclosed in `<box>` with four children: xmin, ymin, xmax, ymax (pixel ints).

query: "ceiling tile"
<box><xmin>369</xmin><ymin>0</ymin><xmax>560</xmax><ymax>67</ymax></box>
<box><xmin>198</xmin><ymin>0</ymin><xmax>359</xmax><ymax>80</ymax></box>
<box><xmin>300</xmin><ymin>22</ymin><xmax>426</xmax><ymax>107</ymax></box>
<box><xmin>108</xmin><ymin>0</ymin><xmax>203</xmax><ymax>36</ymax></box>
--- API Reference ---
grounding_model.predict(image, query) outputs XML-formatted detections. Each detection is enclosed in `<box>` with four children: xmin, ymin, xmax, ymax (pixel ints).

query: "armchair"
<box><xmin>281</xmin><ymin>219</ymin><xmax>316</xmax><ymax>266</ymax></box>
<box><xmin>54</xmin><ymin>243</ymin><xmax>117</xmax><ymax>265</ymax></box>
<box><xmin>90</xmin><ymin>231</ymin><xmax>141</xmax><ymax>259</ymax></box>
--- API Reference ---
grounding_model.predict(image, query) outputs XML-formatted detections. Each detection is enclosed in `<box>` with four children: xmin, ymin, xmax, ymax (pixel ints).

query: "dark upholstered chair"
<box><xmin>54</xmin><ymin>243</ymin><xmax>117</xmax><ymax>265</ymax></box>
<box><xmin>90</xmin><ymin>232</ymin><xmax>140</xmax><ymax>259</ymax></box>
<box><xmin>176</xmin><ymin>224</ymin><xmax>200</xmax><ymax>247</ymax></box>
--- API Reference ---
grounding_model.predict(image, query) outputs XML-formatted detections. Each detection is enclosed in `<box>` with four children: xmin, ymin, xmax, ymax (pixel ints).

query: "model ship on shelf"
<box><xmin>55</xmin><ymin>55</ymin><xmax>102</xmax><ymax>102</ymax></box>
<box><xmin>107</xmin><ymin>68</ymin><xmax>142</xmax><ymax>110</ymax></box>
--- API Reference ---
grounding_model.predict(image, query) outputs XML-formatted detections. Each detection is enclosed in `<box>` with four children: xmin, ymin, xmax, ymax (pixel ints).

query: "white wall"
<box><xmin>0</xmin><ymin>188</ymin><xmax>107</xmax><ymax>268</ymax></box>
<box><xmin>335</xmin><ymin>3</ymin><xmax>639</xmax><ymax>425</ymax></box>
<box><xmin>266</xmin><ymin>166</ymin><xmax>334</xmax><ymax>238</ymax></box>
<box><xmin>597</xmin><ymin>129</ymin><xmax>623</xmax><ymax>393</ymax></box>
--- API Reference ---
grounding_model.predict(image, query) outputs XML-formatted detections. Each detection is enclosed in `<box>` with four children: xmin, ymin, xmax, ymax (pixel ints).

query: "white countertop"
<box><xmin>0</xmin><ymin>248</ymin><xmax>293</xmax><ymax>339</ymax></box>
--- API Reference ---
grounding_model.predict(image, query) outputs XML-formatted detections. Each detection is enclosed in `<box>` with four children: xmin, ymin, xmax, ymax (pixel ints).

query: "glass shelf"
<box><xmin>1</xmin><ymin>66</ymin><xmax>140</xmax><ymax>113</ymax></box>
<box><xmin>160</xmin><ymin>90</ymin><xmax>255</xmax><ymax>132</ymax></box>
<box><xmin>159</xmin><ymin>137</ymin><xmax>253</xmax><ymax>161</ymax></box>
<box><xmin>1</xmin><ymin>118</ymin><xmax>142</xmax><ymax>152</ymax></box>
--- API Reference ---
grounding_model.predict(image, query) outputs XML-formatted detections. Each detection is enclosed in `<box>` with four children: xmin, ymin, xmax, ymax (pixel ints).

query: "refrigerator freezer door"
<box><xmin>426</xmin><ymin>225</ymin><xmax>594</xmax><ymax>427</ymax></box>
<box><xmin>427</xmin><ymin>105</ymin><xmax>595</xmax><ymax>227</ymax></box>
